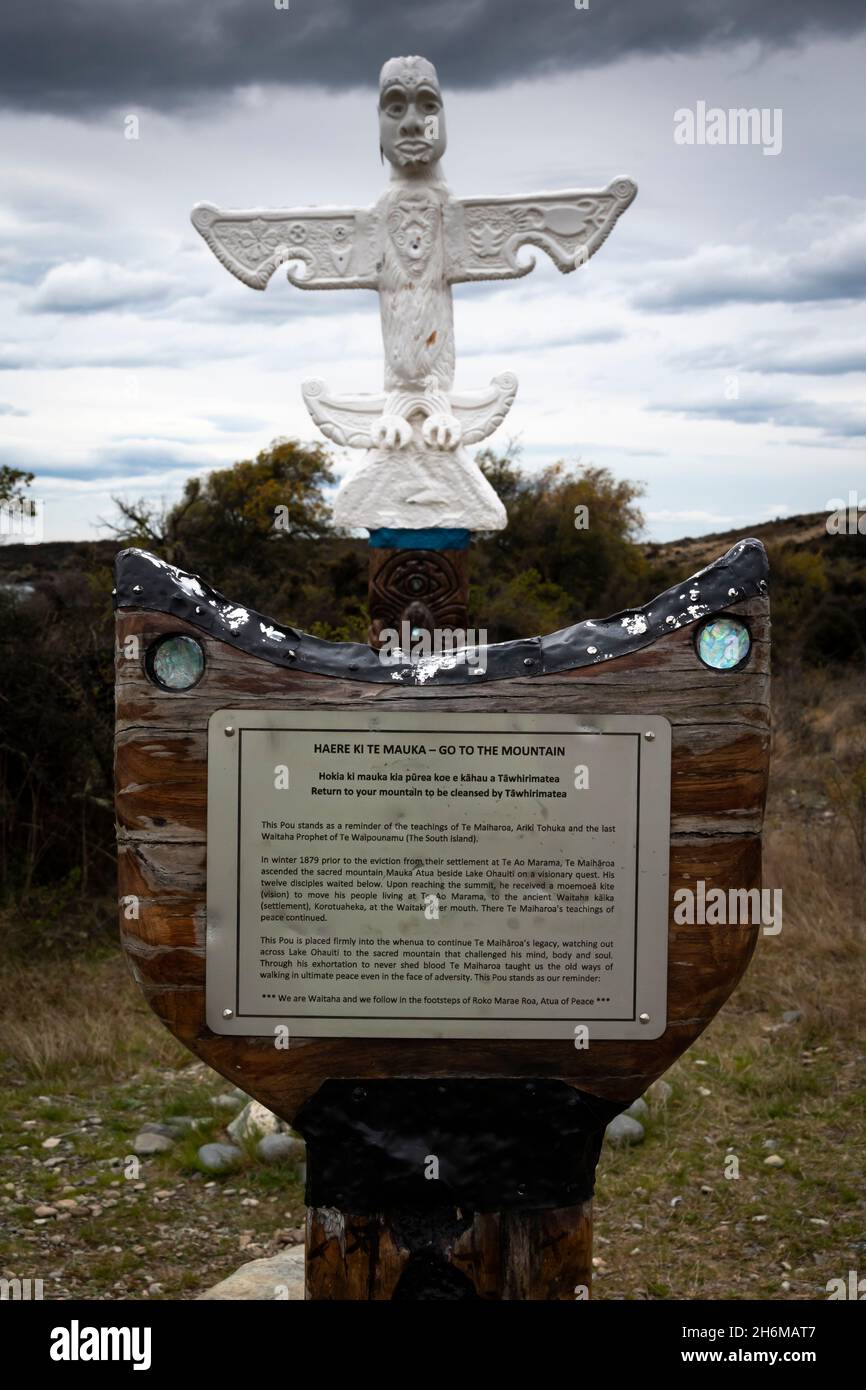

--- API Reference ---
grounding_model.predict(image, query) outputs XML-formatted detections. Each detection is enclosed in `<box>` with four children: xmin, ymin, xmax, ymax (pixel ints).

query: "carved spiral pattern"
<box><xmin>368</xmin><ymin>548</ymin><xmax>469</xmax><ymax>644</ymax></box>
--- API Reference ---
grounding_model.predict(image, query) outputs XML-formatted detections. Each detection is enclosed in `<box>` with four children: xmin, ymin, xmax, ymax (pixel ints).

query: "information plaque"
<box><xmin>206</xmin><ymin>711</ymin><xmax>671</xmax><ymax>1040</ymax></box>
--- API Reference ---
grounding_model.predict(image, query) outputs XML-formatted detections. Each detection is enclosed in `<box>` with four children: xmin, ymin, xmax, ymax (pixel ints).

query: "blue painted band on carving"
<box><xmin>368</xmin><ymin>528</ymin><xmax>471</xmax><ymax>551</ymax></box>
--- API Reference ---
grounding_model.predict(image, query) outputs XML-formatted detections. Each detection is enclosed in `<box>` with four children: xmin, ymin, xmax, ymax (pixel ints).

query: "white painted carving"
<box><xmin>192</xmin><ymin>55</ymin><xmax>636</xmax><ymax>532</ymax></box>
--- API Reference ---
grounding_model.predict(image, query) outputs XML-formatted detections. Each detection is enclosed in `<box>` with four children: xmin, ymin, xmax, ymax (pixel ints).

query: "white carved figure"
<box><xmin>192</xmin><ymin>55</ymin><xmax>637</xmax><ymax>532</ymax></box>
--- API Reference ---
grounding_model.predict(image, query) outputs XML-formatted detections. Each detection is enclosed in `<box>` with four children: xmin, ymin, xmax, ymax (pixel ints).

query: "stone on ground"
<box><xmin>228</xmin><ymin>1099</ymin><xmax>285</xmax><ymax>1144</ymax></box>
<box><xmin>605</xmin><ymin>1113</ymin><xmax>645</xmax><ymax>1147</ymax></box>
<box><xmin>197</xmin><ymin>1141</ymin><xmax>243</xmax><ymax>1173</ymax></box>
<box><xmin>256</xmin><ymin>1133</ymin><xmax>305</xmax><ymax>1165</ymax></box>
<box><xmin>133</xmin><ymin>1132</ymin><xmax>174</xmax><ymax>1155</ymax></box>
<box><xmin>645</xmin><ymin>1078</ymin><xmax>673</xmax><ymax>1110</ymax></box>
<box><xmin>197</xmin><ymin>1247</ymin><xmax>305</xmax><ymax>1300</ymax></box>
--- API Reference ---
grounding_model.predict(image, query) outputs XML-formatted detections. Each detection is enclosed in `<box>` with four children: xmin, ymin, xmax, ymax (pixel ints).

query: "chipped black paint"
<box><xmin>295</xmin><ymin>1078</ymin><xmax>625</xmax><ymax>1211</ymax></box>
<box><xmin>114</xmin><ymin>538</ymin><xmax>768</xmax><ymax>688</ymax></box>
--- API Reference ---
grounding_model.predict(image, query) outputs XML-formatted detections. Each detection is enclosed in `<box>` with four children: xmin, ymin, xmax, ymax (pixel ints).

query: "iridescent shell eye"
<box><xmin>146</xmin><ymin>634</ymin><xmax>205</xmax><ymax>691</ymax></box>
<box><xmin>695</xmin><ymin>617</ymin><xmax>751</xmax><ymax>671</ymax></box>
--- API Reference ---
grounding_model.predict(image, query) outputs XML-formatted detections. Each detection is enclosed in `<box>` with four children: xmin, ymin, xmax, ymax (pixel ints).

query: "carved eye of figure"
<box><xmin>387</xmin><ymin>556</ymin><xmax>455</xmax><ymax>604</ymax></box>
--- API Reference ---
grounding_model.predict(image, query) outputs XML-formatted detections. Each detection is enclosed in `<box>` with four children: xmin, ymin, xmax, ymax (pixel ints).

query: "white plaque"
<box><xmin>206</xmin><ymin>711</ymin><xmax>670</xmax><ymax>1040</ymax></box>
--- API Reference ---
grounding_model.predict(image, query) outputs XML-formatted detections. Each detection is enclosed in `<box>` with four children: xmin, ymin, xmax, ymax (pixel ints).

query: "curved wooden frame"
<box><xmin>115</xmin><ymin>592</ymin><xmax>770</xmax><ymax>1123</ymax></box>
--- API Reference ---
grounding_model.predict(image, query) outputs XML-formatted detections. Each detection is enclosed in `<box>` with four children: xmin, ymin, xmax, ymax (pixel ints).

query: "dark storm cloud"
<box><xmin>652</xmin><ymin>393</ymin><xmax>866</xmax><ymax>439</ymax></box>
<box><xmin>3</xmin><ymin>0</ymin><xmax>866</xmax><ymax>114</ymax></box>
<box><xmin>674</xmin><ymin>340</ymin><xmax>866</xmax><ymax>376</ymax></box>
<box><xmin>635</xmin><ymin>212</ymin><xmax>866</xmax><ymax>313</ymax></box>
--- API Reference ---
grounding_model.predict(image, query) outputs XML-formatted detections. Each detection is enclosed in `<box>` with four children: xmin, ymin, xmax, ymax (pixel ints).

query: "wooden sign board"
<box><xmin>114</xmin><ymin>538</ymin><xmax>770</xmax><ymax>1124</ymax></box>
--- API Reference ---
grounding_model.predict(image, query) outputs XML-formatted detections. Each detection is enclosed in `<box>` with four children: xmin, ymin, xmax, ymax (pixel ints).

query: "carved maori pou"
<box><xmin>191</xmin><ymin>55</ymin><xmax>637</xmax><ymax>534</ymax></box>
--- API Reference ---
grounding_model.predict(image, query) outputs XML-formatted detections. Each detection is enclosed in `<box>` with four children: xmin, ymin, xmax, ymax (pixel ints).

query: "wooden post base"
<box><xmin>305</xmin><ymin>1201</ymin><xmax>593</xmax><ymax>1300</ymax></box>
<box><xmin>294</xmin><ymin>1078</ymin><xmax>615</xmax><ymax>1301</ymax></box>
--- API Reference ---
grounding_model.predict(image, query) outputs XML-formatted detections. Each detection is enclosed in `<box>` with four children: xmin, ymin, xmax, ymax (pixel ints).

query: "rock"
<box><xmin>139</xmin><ymin>1123</ymin><xmax>181</xmax><ymax>1140</ymax></box>
<box><xmin>142</xmin><ymin>1116</ymin><xmax>201</xmax><ymax>1137</ymax></box>
<box><xmin>625</xmin><ymin>1097</ymin><xmax>649</xmax><ymax>1121</ymax></box>
<box><xmin>782</xmin><ymin>1010</ymin><xmax>803</xmax><ymax>1024</ymax></box>
<box><xmin>764</xmin><ymin>1154</ymin><xmax>785</xmax><ymax>1168</ymax></box>
<box><xmin>197</xmin><ymin>1247</ymin><xmax>305</xmax><ymax>1301</ymax></box>
<box><xmin>133</xmin><ymin>1132</ymin><xmax>174</xmax><ymax>1156</ymax></box>
<box><xmin>197</xmin><ymin>1142</ymin><xmax>243</xmax><ymax>1174</ymax></box>
<box><xmin>256</xmin><ymin>1134</ymin><xmax>305</xmax><ymax>1166</ymax></box>
<box><xmin>212</xmin><ymin>1094</ymin><xmax>243</xmax><ymax>1112</ymax></box>
<box><xmin>34</xmin><ymin>1204</ymin><xmax>57</xmax><ymax>1218</ymax></box>
<box><xmin>605</xmin><ymin>1114</ymin><xmax>645</xmax><ymax>1147</ymax></box>
<box><xmin>645</xmin><ymin>1079</ymin><xmax>673</xmax><ymax>1110</ymax></box>
<box><xmin>228</xmin><ymin>1100</ymin><xmax>284</xmax><ymax>1144</ymax></box>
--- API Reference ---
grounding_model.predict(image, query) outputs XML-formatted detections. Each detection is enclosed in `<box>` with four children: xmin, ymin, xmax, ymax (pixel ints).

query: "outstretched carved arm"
<box><xmin>191</xmin><ymin>202</ymin><xmax>379</xmax><ymax>291</ymax></box>
<box><xmin>448</xmin><ymin>177</ymin><xmax>637</xmax><ymax>283</ymax></box>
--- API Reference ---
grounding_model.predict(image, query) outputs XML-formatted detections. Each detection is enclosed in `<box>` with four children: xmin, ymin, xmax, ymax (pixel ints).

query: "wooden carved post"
<box><xmin>367</xmin><ymin>528</ymin><xmax>470</xmax><ymax>649</ymax></box>
<box><xmin>115</xmin><ymin>52</ymin><xmax>768</xmax><ymax>1300</ymax></box>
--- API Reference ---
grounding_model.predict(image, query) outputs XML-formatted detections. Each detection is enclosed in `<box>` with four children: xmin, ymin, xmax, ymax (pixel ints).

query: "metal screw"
<box><xmin>523</xmin><ymin>657</ymin><xmax>534</xmax><ymax>667</ymax></box>
<box><xmin>639</xmin><ymin>1012</ymin><xmax>650</xmax><ymax>1024</ymax></box>
<box><xmin>222</xmin><ymin>1008</ymin><xmax>234</xmax><ymax>1019</ymax></box>
<box><xmin>286</xmin><ymin>649</ymin><xmax>297</xmax><ymax>660</ymax></box>
<box><xmin>132</xmin><ymin>584</ymin><xmax>142</xmax><ymax>594</ymax></box>
<box><xmin>225</xmin><ymin>725</ymin><xmax>235</xmax><ymax>737</ymax></box>
<box><xmin>644</xmin><ymin>731</ymin><xmax>655</xmax><ymax>741</ymax></box>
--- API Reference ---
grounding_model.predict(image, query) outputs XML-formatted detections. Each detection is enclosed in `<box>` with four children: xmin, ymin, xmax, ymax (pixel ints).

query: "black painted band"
<box><xmin>114</xmin><ymin>538</ymin><xmax>768</xmax><ymax>687</ymax></box>
<box><xmin>294</xmin><ymin>1078</ymin><xmax>625</xmax><ymax>1212</ymax></box>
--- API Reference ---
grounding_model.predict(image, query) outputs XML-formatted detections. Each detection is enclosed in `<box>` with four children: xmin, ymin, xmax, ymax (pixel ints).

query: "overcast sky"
<box><xmin>1</xmin><ymin>0</ymin><xmax>865</xmax><ymax>543</ymax></box>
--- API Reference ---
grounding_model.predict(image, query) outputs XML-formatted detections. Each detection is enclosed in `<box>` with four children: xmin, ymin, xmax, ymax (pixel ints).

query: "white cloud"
<box><xmin>27</xmin><ymin>258</ymin><xmax>183</xmax><ymax>314</ymax></box>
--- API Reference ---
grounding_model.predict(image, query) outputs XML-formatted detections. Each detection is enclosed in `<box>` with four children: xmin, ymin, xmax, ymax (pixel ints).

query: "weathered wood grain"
<box><xmin>304</xmin><ymin>1200</ymin><xmax>593</xmax><ymax>1300</ymax></box>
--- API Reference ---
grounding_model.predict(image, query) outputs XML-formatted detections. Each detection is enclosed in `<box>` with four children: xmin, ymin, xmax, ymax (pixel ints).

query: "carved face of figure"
<box><xmin>378</xmin><ymin>57</ymin><xmax>446</xmax><ymax>174</ymax></box>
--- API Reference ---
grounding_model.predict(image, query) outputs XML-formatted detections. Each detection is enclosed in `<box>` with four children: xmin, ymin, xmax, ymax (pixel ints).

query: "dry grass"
<box><xmin>594</xmin><ymin>668</ymin><xmax>866</xmax><ymax>1300</ymax></box>
<box><xmin>0</xmin><ymin>668</ymin><xmax>863</xmax><ymax>1299</ymax></box>
<box><xmin>0</xmin><ymin>955</ymin><xmax>185</xmax><ymax>1082</ymax></box>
